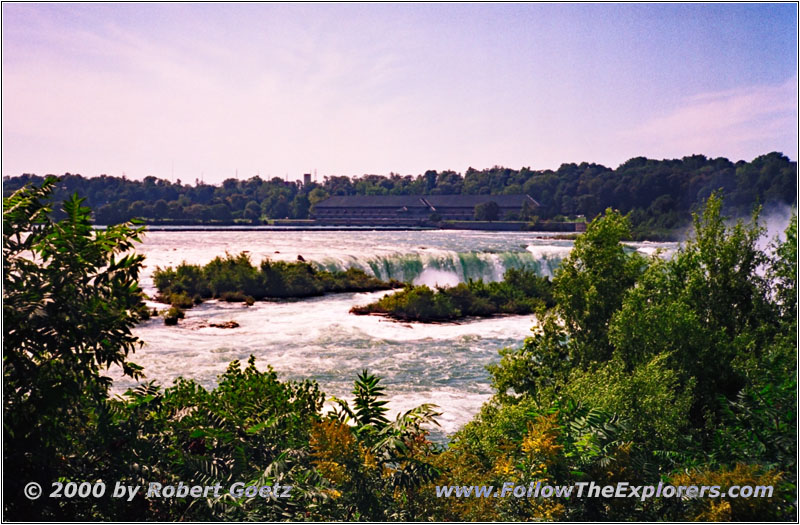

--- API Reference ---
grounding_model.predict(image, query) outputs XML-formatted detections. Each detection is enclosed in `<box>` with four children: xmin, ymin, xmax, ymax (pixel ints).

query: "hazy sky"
<box><xmin>2</xmin><ymin>3</ymin><xmax>797</xmax><ymax>183</ymax></box>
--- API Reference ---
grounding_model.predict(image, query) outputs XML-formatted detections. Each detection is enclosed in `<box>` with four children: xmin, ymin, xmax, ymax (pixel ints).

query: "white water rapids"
<box><xmin>113</xmin><ymin>229</ymin><xmax>673</xmax><ymax>439</ymax></box>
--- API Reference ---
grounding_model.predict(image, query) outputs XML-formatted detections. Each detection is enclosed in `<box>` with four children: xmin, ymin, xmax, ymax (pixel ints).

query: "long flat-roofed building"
<box><xmin>425</xmin><ymin>194</ymin><xmax>540</xmax><ymax>221</ymax></box>
<box><xmin>312</xmin><ymin>194</ymin><xmax>539</xmax><ymax>225</ymax></box>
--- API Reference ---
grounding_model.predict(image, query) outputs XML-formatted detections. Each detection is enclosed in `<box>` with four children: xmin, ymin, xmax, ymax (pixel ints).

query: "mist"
<box><xmin>757</xmin><ymin>203</ymin><xmax>797</xmax><ymax>255</ymax></box>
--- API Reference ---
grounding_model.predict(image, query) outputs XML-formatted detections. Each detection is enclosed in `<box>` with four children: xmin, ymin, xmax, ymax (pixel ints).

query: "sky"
<box><xmin>2</xmin><ymin>3</ymin><xmax>797</xmax><ymax>184</ymax></box>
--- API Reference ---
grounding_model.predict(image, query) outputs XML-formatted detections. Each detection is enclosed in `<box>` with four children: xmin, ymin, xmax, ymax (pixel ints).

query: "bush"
<box><xmin>153</xmin><ymin>261</ymin><xmax>210</xmax><ymax>298</ymax></box>
<box><xmin>351</xmin><ymin>269</ymin><xmax>553</xmax><ymax>322</ymax></box>
<box><xmin>477</xmin><ymin>200</ymin><xmax>796</xmax><ymax>520</ymax></box>
<box><xmin>152</xmin><ymin>254</ymin><xmax>397</xmax><ymax>307</ymax></box>
<box><xmin>163</xmin><ymin>306</ymin><xmax>185</xmax><ymax>325</ymax></box>
<box><xmin>219</xmin><ymin>290</ymin><xmax>247</xmax><ymax>302</ymax></box>
<box><xmin>168</xmin><ymin>291</ymin><xmax>194</xmax><ymax>308</ymax></box>
<box><xmin>474</xmin><ymin>201</ymin><xmax>499</xmax><ymax>221</ymax></box>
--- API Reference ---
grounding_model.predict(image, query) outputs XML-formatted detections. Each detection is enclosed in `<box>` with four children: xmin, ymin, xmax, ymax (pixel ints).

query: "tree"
<box><xmin>770</xmin><ymin>213</ymin><xmax>797</xmax><ymax>323</ymax></box>
<box><xmin>3</xmin><ymin>153</ymin><xmax>795</xmax><ymax>237</ymax></box>
<box><xmin>3</xmin><ymin>178</ymin><xmax>148</xmax><ymax>519</ymax></box>
<box><xmin>290</xmin><ymin>193</ymin><xmax>311</xmax><ymax>219</ymax></box>
<box><xmin>520</xmin><ymin>200</ymin><xmax>537</xmax><ymax>221</ymax></box>
<box><xmin>477</xmin><ymin>197</ymin><xmax>795</xmax><ymax>520</ymax></box>
<box><xmin>609</xmin><ymin>194</ymin><xmax>777</xmax><ymax>424</ymax></box>
<box><xmin>153</xmin><ymin>198</ymin><xmax>169</xmax><ymax>217</ymax></box>
<box><xmin>128</xmin><ymin>199</ymin><xmax>148</xmax><ymax>218</ymax></box>
<box><xmin>308</xmin><ymin>187</ymin><xmax>330</xmax><ymax>205</ymax></box>
<box><xmin>243</xmin><ymin>200</ymin><xmax>261</xmax><ymax>221</ymax></box>
<box><xmin>474</xmin><ymin>201</ymin><xmax>499</xmax><ymax>221</ymax></box>
<box><xmin>553</xmin><ymin>208</ymin><xmax>645</xmax><ymax>367</ymax></box>
<box><xmin>209</xmin><ymin>202</ymin><xmax>232</xmax><ymax>221</ymax></box>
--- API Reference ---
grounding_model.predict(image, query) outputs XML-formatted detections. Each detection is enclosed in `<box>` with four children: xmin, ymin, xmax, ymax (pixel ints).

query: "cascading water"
<box><xmin>312</xmin><ymin>248</ymin><xmax>570</xmax><ymax>285</ymax></box>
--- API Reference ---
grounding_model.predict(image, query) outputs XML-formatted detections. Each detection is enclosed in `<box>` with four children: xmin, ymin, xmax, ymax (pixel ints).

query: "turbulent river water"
<box><xmin>116</xmin><ymin>229</ymin><xmax>674</xmax><ymax>440</ymax></box>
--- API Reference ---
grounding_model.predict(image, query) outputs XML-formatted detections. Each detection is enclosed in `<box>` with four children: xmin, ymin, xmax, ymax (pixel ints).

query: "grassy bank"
<box><xmin>350</xmin><ymin>268</ymin><xmax>554</xmax><ymax>322</ymax></box>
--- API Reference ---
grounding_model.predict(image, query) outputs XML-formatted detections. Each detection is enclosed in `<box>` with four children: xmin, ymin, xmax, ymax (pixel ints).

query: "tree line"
<box><xmin>2</xmin><ymin>151</ymin><xmax>795</xmax><ymax>238</ymax></box>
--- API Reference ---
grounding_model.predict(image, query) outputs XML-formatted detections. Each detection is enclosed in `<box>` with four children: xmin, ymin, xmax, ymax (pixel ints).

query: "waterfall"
<box><xmin>311</xmin><ymin>247</ymin><xmax>570</xmax><ymax>285</ymax></box>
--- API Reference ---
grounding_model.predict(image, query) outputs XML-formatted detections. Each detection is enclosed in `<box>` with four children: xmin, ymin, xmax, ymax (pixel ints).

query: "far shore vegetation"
<box><xmin>3</xmin><ymin>152</ymin><xmax>795</xmax><ymax>240</ymax></box>
<box><xmin>350</xmin><ymin>268</ymin><xmax>554</xmax><ymax>322</ymax></box>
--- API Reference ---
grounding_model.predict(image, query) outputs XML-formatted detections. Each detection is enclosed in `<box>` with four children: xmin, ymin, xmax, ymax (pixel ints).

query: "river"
<box><xmin>115</xmin><ymin>229</ymin><xmax>674</xmax><ymax>439</ymax></box>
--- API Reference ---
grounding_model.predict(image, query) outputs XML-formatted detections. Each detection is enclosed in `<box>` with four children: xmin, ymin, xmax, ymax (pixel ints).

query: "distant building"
<box><xmin>311</xmin><ymin>194</ymin><xmax>539</xmax><ymax>225</ymax></box>
<box><xmin>425</xmin><ymin>194</ymin><xmax>539</xmax><ymax>221</ymax></box>
<box><xmin>303</xmin><ymin>173</ymin><xmax>312</xmax><ymax>186</ymax></box>
<box><xmin>312</xmin><ymin>195</ymin><xmax>432</xmax><ymax>225</ymax></box>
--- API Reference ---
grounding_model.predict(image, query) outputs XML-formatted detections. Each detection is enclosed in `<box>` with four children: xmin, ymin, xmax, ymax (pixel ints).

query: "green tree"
<box><xmin>770</xmin><ymin>212</ymin><xmax>797</xmax><ymax>323</ymax></box>
<box><xmin>474</xmin><ymin>201</ymin><xmax>499</xmax><ymax>221</ymax></box>
<box><xmin>3</xmin><ymin>178</ymin><xmax>148</xmax><ymax>519</ymax></box>
<box><xmin>553</xmin><ymin>208</ymin><xmax>645</xmax><ymax>367</ymax></box>
<box><xmin>128</xmin><ymin>199</ymin><xmax>147</xmax><ymax>218</ymax></box>
<box><xmin>209</xmin><ymin>202</ymin><xmax>232</xmax><ymax>221</ymax></box>
<box><xmin>290</xmin><ymin>193</ymin><xmax>311</xmax><ymax>219</ymax></box>
<box><xmin>610</xmin><ymin>195</ymin><xmax>775</xmax><ymax>420</ymax></box>
<box><xmin>478</xmin><ymin>196</ymin><xmax>795</xmax><ymax>520</ymax></box>
<box><xmin>153</xmin><ymin>198</ymin><xmax>169</xmax><ymax>217</ymax></box>
<box><xmin>308</xmin><ymin>187</ymin><xmax>330</xmax><ymax>205</ymax></box>
<box><xmin>243</xmin><ymin>200</ymin><xmax>261</xmax><ymax>221</ymax></box>
<box><xmin>488</xmin><ymin>210</ymin><xmax>645</xmax><ymax>401</ymax></box>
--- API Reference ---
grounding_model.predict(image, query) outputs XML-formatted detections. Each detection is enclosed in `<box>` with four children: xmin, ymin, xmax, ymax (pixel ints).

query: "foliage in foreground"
<box><xmin>432</xmin><ymin>198</ymin><xmax>797</xmax><ymax>521</ymax></box>
<box><xmin>3</xmin><ymin>181</ymin><xmax>441</xmax><ymax>520</ymax></box>
<box><xmin>3</xmin><ymin>177</ymin><xmax>149</xmax><ymax>518</ymax></box>
<box><xmin>350</xmin><ymin>268</ymin><xmax>554</xmax><ymax>322</ymax></box>
<box><xmin>3</xmin><ymin>180</ymin><xmax>797</xmax><ymax>521</ymax></box>
<box><xmin>153</xmin><ymin>253</ymin><xmax>401</xmax><ymax>310</ymax></box>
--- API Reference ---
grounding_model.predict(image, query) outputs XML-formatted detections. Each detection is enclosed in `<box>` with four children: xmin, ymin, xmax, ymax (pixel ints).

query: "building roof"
<box><xmin>314</xmin><ymin>194</ymin><xmax>539</xmax><ymax>209</ymax></box>
<box><xmin>314</xmin><ymin>195</ymin><xmax>430</xmax><ymax>208</ymax></box>
<box><xmin>423</xmin><ymin>194</ymin><xmax>540</xmax><ymax>208</ymax></box>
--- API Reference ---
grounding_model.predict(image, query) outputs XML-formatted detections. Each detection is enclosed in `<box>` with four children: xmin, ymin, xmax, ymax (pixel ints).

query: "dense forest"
<box><xmin>3</xmin><ymin>152</ymin><xmax>795</xmax><ymax>239</ymax></box>
<box><xmin>4</xmin><ymin>178</ymin><xmax>796</xmax><ymax>520</ymax></box>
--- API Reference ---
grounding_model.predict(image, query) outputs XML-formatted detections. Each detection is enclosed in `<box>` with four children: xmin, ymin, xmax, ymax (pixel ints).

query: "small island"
<box><xmin>153</xmin><ymin>252</ymin><xmax>402</xmax><ymax>324</ymax></box>
<box><xmin>350</xmin><ymin>268</ymin><xmax>554</xmax><ymax>322</ymax></box>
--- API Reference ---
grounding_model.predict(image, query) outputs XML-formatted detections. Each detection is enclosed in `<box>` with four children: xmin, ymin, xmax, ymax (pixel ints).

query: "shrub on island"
<box><xmin>153</xmin><ymin>252</ymin><xmax>401</xmax><ymax>308</ymax></box>
<box><xmin>350</xmin><ymin>268</ymin><xmax>554</xmax><ymax>322</ymax></box>
<box><xmin>163</xmin><ymin>306</ymin><xmax>185</xmax><ymax>325</ymax></box>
